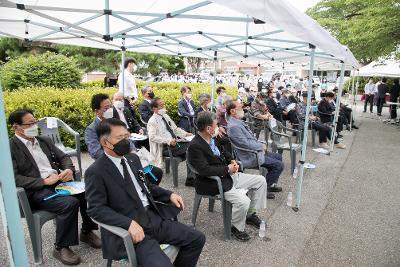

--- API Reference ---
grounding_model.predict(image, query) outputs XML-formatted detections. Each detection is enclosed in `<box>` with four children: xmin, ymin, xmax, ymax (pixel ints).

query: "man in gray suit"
<box><xmin>226</xmin><ymin>100</ymin><xmax>284</xmax><ymax>199</ymax></box>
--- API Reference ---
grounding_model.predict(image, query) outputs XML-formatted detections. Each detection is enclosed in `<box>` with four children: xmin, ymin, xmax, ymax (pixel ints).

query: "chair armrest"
<box><xmin>16</xmin><ymin>187</ymin><xmax>33</xmax><ymax>218</ymax></box>
<box><xmin>269</xmin><ymin>128</ymin><xmax>290</xmax><ymax>138</ymax></box>
<box><xmin>208</xmin><ymin>176</ymin><xmax>224</xmax><ymax>200</ymax></box>
<box><xmin>92</xmin><ymin>219</ymin><xmax>130</xmax><ymax>238</ymax></box>
<box><xmin>232</xmin><ymin>144</ymin><xmax>259</xmax><ymax>154</ymax></box>
<box><xmin>74</xmin><ymin>170</ymin><xmax>81</xmax><ymax>181</ymax></box>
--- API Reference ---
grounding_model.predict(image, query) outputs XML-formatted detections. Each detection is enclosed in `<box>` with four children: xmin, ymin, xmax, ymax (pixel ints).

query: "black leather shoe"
<box><xmin>80</xmin><ymin>231</ymin><xmax>102</xmax><ymax>249</ymax></box>
<box><xmin>185</xmin><ymin>177</ymin><xmax>195</xmax><ymax>187</ymax></box>
<box><xmin>246</xmin><ymin>213</ymin><xmax>263</xmax><ymax>228</ymax></box>
<box><xmin>53</xmin><ymin>247</ymin><xmax>81</xmax><ymax>265</ymax></box>
<box><xmin>337</xmin><ymin>134</ymin><xmax>343</xmax><ymax>138</ymax></box>
<box><xmin>267</xmin><ymin>192</ymin><xmax>275</xmax><ymax>199</ymax></box>
<box><xmin>352</xmin><ymin>125</ymin><xmax>359</xmax><ymax>129</ymax></box>
<box><xmin>231</xmin><ymin>226</ymin><xmax>251</xmax><ymax>242</ymax></box>
<box><xmin>268</xmin><ymin>185</ymin><xmax>282</xmax><ymax>192</ymax></box>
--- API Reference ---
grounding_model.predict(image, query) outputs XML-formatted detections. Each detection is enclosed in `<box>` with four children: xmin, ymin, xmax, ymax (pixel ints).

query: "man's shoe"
<box><xmin>246</xmin><ymin>213</ymin><xmax>263</xmax><ymax>228</ymax></box>
<box><xmin>346</xmin><ymin>125</ymin><xmax>351</xmax><ymax>131</ymax></box>
<box><xmin>53</xmin><ymin>247</ymin><xmax>81</xmax><ymax>265</ymax></box>
<box><xmin>335</xmin><ymin>143</ymin><xmax>346</xmax><ymax>149</ymax></box>
<box><xmin>352</xmin><ymin>125</ymin><xmax>359</xmax><ymax>129</ymax></box>
<box><xmin>185</xmin><ymin>177</ymin><xmax>195</xmax><ymax>187</ymax></box>
<box><xmin>267</xmin><ymin>192</ymin><xmax>275</xmax><ymax>199</ymax></box>
<box><xmin>337</xmin><ymin>134</ymin><xmax>343</xmax><ymax>138</ymax></box>
<box><xmin>80</xmin><ymin>231</ymin><xmax>102</xmax><ymax>249</ymax></box>
<box><xmin>319</xmin><ymin>142</ymin><xmax>330</xmax><ymax>149</ymax></box>
<box><xmin>268</xmin><ymin>184</ymin><xmax>282</xmax><ymax>192</ymax></box>
<box><xmin>231</xmin><ymin>226</ymin><xmax>251</xmax><ymax>242</ymax></box>
<box><xmin>363</xmin><ymin>110</ymin><xmax>366</xmax><ymax>113</ymax></box>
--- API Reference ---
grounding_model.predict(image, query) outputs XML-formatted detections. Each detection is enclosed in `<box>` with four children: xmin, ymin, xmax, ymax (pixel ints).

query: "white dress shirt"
<box><xmin>116</xmin><ymin>107</ymin><xmax>128</xmax><ymax>127</ymax></box>
<box><xmin>186</xmin><ymin>99</ymin><xmax>195</xmax><ymax>115</ymax></box>
<box><xmin>105</xmin><ymin>152</ymin><xmax>149</xmax><ymax>207</ymax></box>
<box><xmin>364</xmin><ymin>83</ymin><xmax>376</xmax><ymax>94</ymax></box>
<box><xmin>118</xmin><ymin>69</ymin><xmax>137</xmax><ymax>99</ymax></box>
<box><xmin>16</xmin><ymin>135</ymin><xmax>57</xmax><ymax>179</ymax></box>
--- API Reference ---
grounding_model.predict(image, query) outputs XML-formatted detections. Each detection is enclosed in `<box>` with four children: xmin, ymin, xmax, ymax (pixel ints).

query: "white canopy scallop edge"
<box><xmin>0</xmin><ymin>0</ymin><xmax>359</xmax><ymax>69</ymax></box>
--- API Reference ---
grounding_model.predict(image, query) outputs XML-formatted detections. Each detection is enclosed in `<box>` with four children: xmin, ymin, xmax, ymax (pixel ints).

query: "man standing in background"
<box><xmin>363</xmin><ymin>79</ymin><xmax>376</xmax><ymax>113</ymax></box>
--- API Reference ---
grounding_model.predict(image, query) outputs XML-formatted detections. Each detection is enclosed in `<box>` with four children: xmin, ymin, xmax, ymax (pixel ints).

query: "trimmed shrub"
<box><xmin>4</xmin><ymin>82</ymin><xmax>237</xmax><ymax>151</ymax></box>
<box><xmin>1</xmin><ymin>52</ymin><xmax>81</xmax><ymax>90</ymax></box>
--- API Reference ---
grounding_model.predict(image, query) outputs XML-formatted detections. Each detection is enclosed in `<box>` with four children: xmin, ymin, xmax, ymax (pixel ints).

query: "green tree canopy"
<box><xmin>307</xmin><ymin>0</ymin><xmax>400</xmax><ymax>63</ymax></box>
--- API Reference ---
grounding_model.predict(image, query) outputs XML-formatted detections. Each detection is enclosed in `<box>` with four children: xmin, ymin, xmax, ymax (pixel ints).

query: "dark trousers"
<box><xmin>162</xmin><ymin>142</ymin><xmax>194</xmax><ymax>178</ymax></box>
<box><xmin>364</xmin><ymin>94</ymin><xmax>374</xmax><ymax>112</ymax></box>
<box><xmin>282</xmin><ymin>110</ymin><xmax>298</xmax><ymax>125</ymax></box>
<box><xmin>260</xmin><ymin>152</ymin><xmax>284</xmax><ymax>186</ymax></box>
<box><xmin>390</xmin><ymin>104</ymin><xmax>398</xmax><ymax>119</ymax></box>
<box><xmin>311</xmin><ymin>122</ymin><xmax>337</xmax><ymax>143</ymax></box>
<box><xmin>29</xmin><ymin>188</ymin><xmax>98</xmax><ymax>247</ymax></box>
<box><xmin>133</xmin><ymin>139</ymin><xmax>150</xmax><ymax>151</ymax></box>
<box><xmin>376</xmin><ymin>96</ymin><xmax>385</xmax><ymax>115</ymax></box>
<box><xmin>136</xmin><ymin>208</ymin><xmax>205</xmax><ymax>267</ymax></box>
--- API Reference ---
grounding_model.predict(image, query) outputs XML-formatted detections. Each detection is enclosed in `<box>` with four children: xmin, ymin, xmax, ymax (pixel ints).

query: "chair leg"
<box><xmin>290</xmin><ymin>150</ymin><xmax>296</xmax><ymax>175</ymax></box>
<box><xmin>208</xmin><ymin>198</ymin><xmax>215</xmax><ymax>212</ymax></box>
<box><xmin>191</xmin><ymin>194</ymin><xmax>203</xmax><ymax>226</ymax></box>
<box><xmin>222</xmin><ymin>200</ymin><xmax>232</xmax><ymax>240</ymax></box>
<box><xmin>165</xmin><ymin>158</ymin><xmax>171</xmax><ymax>174</ymax></box>
<box><xmin>312</xmin><ymin>129</ymin><xmax>316</xmax><ymax>147</ymax></box>
<box><xmin>32</xmin><ymin>216</ymin><xmax>44</xmax><ymax>264</ymax></box>
<box><xmin>107</xmin><ymin>259</ymin><xmax>113</xmax><ymax>267</ymax></box>
<box><xmin>171</xmin><ymin>159</ymin><xmax>179</xmax><ymax>187</ymax></box>
<box><xmin>77</xmin><ymin>154</ymin><xmax>83</xmax><ymax>177</ymax></box>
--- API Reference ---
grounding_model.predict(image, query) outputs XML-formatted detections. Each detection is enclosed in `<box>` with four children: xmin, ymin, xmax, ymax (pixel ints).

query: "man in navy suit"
<box><xmin>138</xmin><ymin>85</ymin><xmax>155</xmax><ymax>123</ymax></box>
<box><xmin>177</xmin><ymin>86</ymin><xmax>196</xmax><ymax>133</ymax></box>
<box><xmin>85</xmin><ymin>119</ymin><xmax>205</xmax><ymax>266</ymax></box>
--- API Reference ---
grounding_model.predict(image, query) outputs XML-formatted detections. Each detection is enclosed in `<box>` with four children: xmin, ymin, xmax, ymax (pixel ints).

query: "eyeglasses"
<box><xmin>20</xmin><ymin>121</ymin><xmax>38</xmax><ymax>127</ymax></box>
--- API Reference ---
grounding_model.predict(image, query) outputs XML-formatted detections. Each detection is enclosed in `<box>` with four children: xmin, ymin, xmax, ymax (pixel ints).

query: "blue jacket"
<box><xmin>227</xmin><ymin>117</ymin><xmax>264</xmax><ymax>169</ymax></box>
<box><xmin>177</xmin><ymin>98</ymin><xmax>196</xmax><ymax>132</ymax></box>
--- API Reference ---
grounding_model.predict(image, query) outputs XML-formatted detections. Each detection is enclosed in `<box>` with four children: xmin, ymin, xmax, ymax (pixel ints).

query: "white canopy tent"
<box><xmin>358</xmin><ymin>59</ymin><xmax>400</xmax><ymax>78</ymax></box>
<box><xmin>0</xmin><ymin>1</ymin><xmax>359</xmax><ymax>265</ymax></box>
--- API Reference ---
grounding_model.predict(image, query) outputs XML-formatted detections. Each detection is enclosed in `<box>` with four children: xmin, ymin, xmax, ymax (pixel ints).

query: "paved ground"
<box><xmin>1</xmin><ymin>101</ymin><xmax>399</xmax><ymax>266</ymax></box>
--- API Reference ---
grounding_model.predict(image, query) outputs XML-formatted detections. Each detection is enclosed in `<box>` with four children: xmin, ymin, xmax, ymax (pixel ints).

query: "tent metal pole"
<box><xmin>0</xmin><ymin>81</ymin><xmax>29</xmax><ymax>267</ymax></box>
<box><xmin>293</xmin><ymin>44</ymin><xmax>315</xmax><ymax>212</ymax></box>
<box><xmin>329</xmin><ymin>62</ymin><xmax>346</xmax><ymax>152</ymax></box>
<box><xmin>211</xmin><ymin>51</ymin><xmax>217</xmax><ymax>107</ymax></box>
<box><xmin>349</xmin><ymin>71</ymin><xmax>356</xmax><ymax>131</ymax></box>
<box><xmin>105</xmin><ymin>0</ymin><xmax>110</xmax><ymax>36</ymax></box>
<box><xmin>121</xmin><ymin>37</ymin><xmax>126</xmax><ymax>96</ymax></box>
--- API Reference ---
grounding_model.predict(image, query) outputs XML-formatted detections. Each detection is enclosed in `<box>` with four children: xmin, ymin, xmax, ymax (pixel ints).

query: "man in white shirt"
<box><xmin>9</xmin><ymin>108</ymin><xmax>101</xmax><ymax>265</ymax></box>
<box><xmin>118</xmin><ymin>58</ymin><xmax>138</xmax><ymax>113</ymax></box>
<box><xmin>364</xmin><ymin>78</ymin><xmax>376</xmax><ymax>113</ymax></box>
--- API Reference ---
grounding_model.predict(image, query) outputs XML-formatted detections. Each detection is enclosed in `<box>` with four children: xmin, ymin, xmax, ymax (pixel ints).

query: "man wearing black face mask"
<box><xmin>138</xmin><ymin>85</ymin><xmax>155</xmax><ymax>123</ymax></box>
<box><xmin>85</xmin><ymin>118</ymin><xmax>205</xmax><ymax>266</ymax></box>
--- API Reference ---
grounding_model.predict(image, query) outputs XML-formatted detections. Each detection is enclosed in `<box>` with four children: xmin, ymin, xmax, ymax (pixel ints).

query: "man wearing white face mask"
<box><xmin>9</xmin><ymin>108</ymin><xmax>101</xmax><ymax>265</ymax></box>
<box><xmin>177</xmin><ymin>86</ymin><xmax>196</xmax><ymax>133</ymax></box>
<box><xmin>188</xmin><ymin>111</ymin><xmax>267</xmax><ymax>241</ymax></box>
<box><xmin>147</xmin><ymin>98</ymin><xmax>195</xmax><ymax>186</ymax></box>
<box><xmin>85</xmin><ymin>93</ymin><xmax>136</xmax><ymax>160</ymax></box>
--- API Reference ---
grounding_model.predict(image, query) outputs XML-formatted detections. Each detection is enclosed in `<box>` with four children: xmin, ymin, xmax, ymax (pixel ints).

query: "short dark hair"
<box><xmin>8</xmin><ymin>108</ymin><xmax>34</xmax><ymax>125</ymax></box>
<box><xmin>382</xmin><ymin>78</ymin><xmax>387</xmax><ymax>83</ymax></box>
<box><xmin>180</xmin><ymin>86</ymin><xmax>191</xmax><ymax>95</ymax></box>
<box><xmin>196</xmin><ymin>111</ymin><xmax>216</xmax><ymax>131</ymax></box>
<box><xmin>150</xmin><ymin>97</ymin><xmax>162</xmax><ymax>109</ymax></box>
<box><xmin>326</xmin><ymin>92</ymin><xmax>335</xmax><ymax>98</ymax></box>
<box><xmin>91</xmin><ymin>93</ymin><xmax>110</xmax><ymax>111</ymax></box>
<box><xmin>124</xmin><ymin>58</ymin><xmax>137</xmax><ymax>69</ymax></box>
<box><xmin>278</xmin><ymin>86</ymin><xmax>284</xmax><ymax>90</ymax></box>
<box><xmin>225</xmin><ymin>100</ymin><xmax>237</xmax><ymax>116</ymax></box>
<box><xmin>394</xmin><ymin>79</ymin><xmax>399</xmax><ymax>85</ymax></box>
<box><xmin>216</xmin><ymin>86</ymin><xmax>226</xmax><ymax>94</ymax></box>
<box><xmin>95</xmin><ymin>118</ymin><xmax>127</xmax><ymax>139</ymax></box>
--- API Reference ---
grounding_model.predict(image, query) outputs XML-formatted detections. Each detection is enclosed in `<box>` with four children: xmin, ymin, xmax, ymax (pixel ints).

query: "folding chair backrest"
<box><xmin>37</xmin><ymin>117</ymin><xmax>64</xmax><ymax>148</ymax></box>
<box><xmin>268</xmin><ymin>119</ymin><xmax>282</xmax><ymax>144</ymax></box>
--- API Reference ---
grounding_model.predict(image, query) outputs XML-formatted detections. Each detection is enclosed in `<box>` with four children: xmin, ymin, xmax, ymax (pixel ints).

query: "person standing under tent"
<box><xmin>376</xmin><ymin>78</ymin><xmax>389</xmax><ymax>116</ymax></box>
<box><xmin>118</xmin><ymin>58</ymin><xmax>138</xmax><ymax>115</ymax></box>
<box><xmin>363</xmin><ymin>78</ymin><xmax>376</xmax><ymax>113</ymax></box>
<box><xmin>390</xmin><ymin>79</ymin><xmax>400</xmax><ymax>122</ymax></box>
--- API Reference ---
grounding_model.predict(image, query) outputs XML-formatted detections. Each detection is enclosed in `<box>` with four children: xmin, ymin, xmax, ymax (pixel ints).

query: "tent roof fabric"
<box><xmin>0</xmin><ymin>0</ymin><xmax>358</xmax><ymax>68</ymax></box>
<box><xmin>358</xmin><ymin>59</ymin><xmax>400</xmax><ymax>78</ymax></box>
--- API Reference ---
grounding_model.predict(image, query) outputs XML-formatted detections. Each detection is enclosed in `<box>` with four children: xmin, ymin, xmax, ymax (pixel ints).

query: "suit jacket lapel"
<box><xmin>102</xmin><ymin>156</ymin><xmax>141</xmax><ymax>207</ymax></box>
<box><xmin>12</xmin><ymin>136</ymin><xmax>40</xmax><ymax>175</ymax></box>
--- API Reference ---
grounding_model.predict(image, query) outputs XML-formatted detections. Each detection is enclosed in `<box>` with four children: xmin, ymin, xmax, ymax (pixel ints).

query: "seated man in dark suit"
<box><xmin>318</xmin><ymin>91</ymin><xmax>345</xmax><ymax>138</ymax></box>
<box><xmin>177</xmin><ymin>86</ymin><xmax>196</xmax><ymax>133</ymax></box>
<box><xmin>112</xmin><ymin>92</ymin><xmax>149</xmax><ymax>150</ymax></box>
<box><xmin>188</xmin><ymin>111</ymin><xmax>267</xmax><ymax>242</ymax></box>
<box><xmin>9</xmin><ymin>108</ymin><xmax>101</xmax><ymax>265</ymax></box>
<box><xmin>138</xmin><ymin>85</ymin><xmax>155</xmax><ymax>123</ymax></box>
<box><xmin>85</xmin><ymin>118</ymin><xmax>205</xmax><ymax>267</ymax></box>
<box><xmin>85</xmin><ymin>93</ymin><xmax>162</xmax><ymax>184</ymax></box>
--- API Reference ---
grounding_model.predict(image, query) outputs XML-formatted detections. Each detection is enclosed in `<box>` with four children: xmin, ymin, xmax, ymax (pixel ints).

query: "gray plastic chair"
<box><xmin>92</xmin><ymin>219</ymin><xmax>179</xmax><ymax>267</ymax></box>
<box><xmin>186</xmin><ymin>158</ymin><xmax>232</xmax><ymax>240</ymax></box>
<box><xmin>164</xmin><ymin>145</ymin><xmax>183</xmax><ymax>187</ymax></box>
<box><xmin>16</xmin><ymin>187</ymin><xmax>57</xmax><ymax>264</ymax></box>
<box><xmin>37</xmin><ymin>117</ymin><xmax>82</xmax><ymax>175</ymax></box>
<box><xmin>268</xmin><ymin>120</ymin><xmax>302</xmax><ymax>175</ymax></box>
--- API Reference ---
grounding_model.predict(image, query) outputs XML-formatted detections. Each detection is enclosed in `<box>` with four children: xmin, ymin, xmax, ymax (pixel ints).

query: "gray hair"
<box><xmin>196</xmin><ymin>111</ymin><xmax>216</xmax><ymax>131</ymax></box>
<box><xmin>222</xmin><ymin>95</ymin><xmax>233</xmax><ymax>105</ymax></box>
<box><xmin>141</xmin><ymin>85</ymin><xmax>151</xmax><ymax>95</ymax></box>
<box><xmin>112</xmin><ymin>91</ymin><xmax>124</xmax><ymax>100</ymax></box>
<box><xmin>198</xmin><ymin>93</ymin><xmax>211</xmax><ymax>105</ymax></box>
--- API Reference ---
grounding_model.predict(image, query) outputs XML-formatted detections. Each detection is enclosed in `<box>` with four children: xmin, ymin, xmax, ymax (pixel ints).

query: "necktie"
<box><xmin>209</xmin><ymin>139</ymin><xmax>221</xmax><ymax>157</ymax></box>
<box><xmin>120</xmin><ymin>158</ymin><xmax>150</xmax><ymax>226</ymax></box>
<box><xmin>161</xmin><ymin>116</ymin><xmax>177</xmax><ymax>139</ymax></box>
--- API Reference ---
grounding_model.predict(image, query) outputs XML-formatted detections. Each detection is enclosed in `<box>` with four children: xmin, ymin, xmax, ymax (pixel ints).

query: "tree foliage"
<box><xmin>307</xmin><ymin>0</ymin><xmax>400</xmax><ymax>63</ymax></box>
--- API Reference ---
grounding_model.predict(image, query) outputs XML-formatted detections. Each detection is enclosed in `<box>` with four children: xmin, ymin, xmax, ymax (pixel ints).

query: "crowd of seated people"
<box><xmin>9</xmin><ymin>57</ymin><xmax>358</xmax><ymax>265</ymax></box>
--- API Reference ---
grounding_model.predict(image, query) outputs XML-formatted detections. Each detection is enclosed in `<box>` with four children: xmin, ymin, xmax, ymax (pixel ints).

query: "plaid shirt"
<box><xmin>251</xmin><ymin>100</ymin><xmax>269</xmax><ymax>118</ymax></box>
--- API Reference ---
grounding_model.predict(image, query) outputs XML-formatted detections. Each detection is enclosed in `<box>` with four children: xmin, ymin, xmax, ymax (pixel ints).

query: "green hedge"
<box><xmin>4</xmin><ymin>82</ymin><xmax>237</xmax><ymax>151</ymax></box>
<box><xmin>1</xmin><ymin>52</ymin><xmax>82</xmax><ymax>90</ymax></box>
